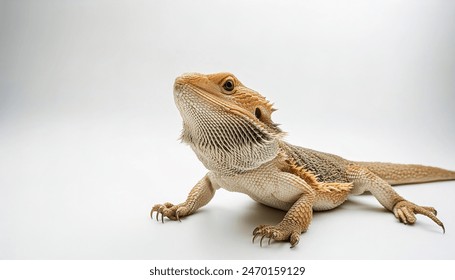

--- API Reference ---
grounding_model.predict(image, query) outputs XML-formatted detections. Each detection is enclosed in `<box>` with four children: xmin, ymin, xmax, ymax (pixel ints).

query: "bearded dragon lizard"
<box><xmin>151</xmin><ymin>72</ymin><xmax>455</xmax><ymax>247</ymax></box>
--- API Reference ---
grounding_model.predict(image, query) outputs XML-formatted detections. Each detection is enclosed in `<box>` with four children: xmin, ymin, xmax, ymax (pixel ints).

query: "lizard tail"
<box><xmin>355</xmin><ymin>161</ymin><xmax>455</xmax><ymax>186</ymax></box>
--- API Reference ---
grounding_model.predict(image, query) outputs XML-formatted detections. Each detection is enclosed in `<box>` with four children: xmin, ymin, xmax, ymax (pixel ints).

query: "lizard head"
<box><xmin>173</xmin><ymin>72</ymin><xmax>283</xmax><ymax>173</ymax></box>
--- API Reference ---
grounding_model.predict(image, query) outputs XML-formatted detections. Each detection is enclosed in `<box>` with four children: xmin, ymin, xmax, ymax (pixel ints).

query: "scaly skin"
<box><xmin>152</xmin><ymin>72</ymin><xmax>455</xmax><ymax>247</ymax></box>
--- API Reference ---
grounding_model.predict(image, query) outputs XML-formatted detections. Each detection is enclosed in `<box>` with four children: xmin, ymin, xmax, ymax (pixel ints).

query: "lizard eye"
<box><xmin>222</xmin><ymin>79</ymin><xmax>235</xmax><ymax>92</ymax></box>
<box><xmin>255</xmin><ymin>108</ymin><xmax>262</xmax><ymax>119</ymax></box>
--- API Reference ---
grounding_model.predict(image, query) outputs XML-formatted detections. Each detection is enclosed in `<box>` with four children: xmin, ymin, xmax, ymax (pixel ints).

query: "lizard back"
<box><xmin>280</xmin><ymin>142</ymin><xmax>351</xmax><ymax>183</ymax></box>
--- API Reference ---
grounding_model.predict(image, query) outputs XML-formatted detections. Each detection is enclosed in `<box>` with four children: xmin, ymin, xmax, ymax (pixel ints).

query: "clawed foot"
<box><xmin>393</xmin><ymin>200</ymin><xmax>445</xmax><ymax>233</ymax></box>
<box><xmin>252</xmin><ymin>223</ymin><xmax>302</xmax><ymax>248</ymax></box>
<box><xmin>151</xmin><ymin>202</ymin><xmax>190</xmax><ymax>222</ymax></box>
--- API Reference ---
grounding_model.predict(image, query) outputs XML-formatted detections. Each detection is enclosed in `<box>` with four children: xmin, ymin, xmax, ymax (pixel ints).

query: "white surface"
<box><xmin>1</xmin><ymin>0</ymin><xmax>455</xmax><ymax>259</ymax></box>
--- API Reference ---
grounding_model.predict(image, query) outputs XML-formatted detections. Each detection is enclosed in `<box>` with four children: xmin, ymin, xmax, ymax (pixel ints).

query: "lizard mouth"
<box><xmin>173</xmin><ymin>73</ymin><xmax>283</xmax><ymax>139</ymax></box>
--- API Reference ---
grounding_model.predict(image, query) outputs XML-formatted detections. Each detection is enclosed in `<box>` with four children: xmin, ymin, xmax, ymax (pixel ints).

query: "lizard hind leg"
<box><xmin>347</xmin><ymin>164</ymin><xmax>445</xmax><ymax>232</ymax></box>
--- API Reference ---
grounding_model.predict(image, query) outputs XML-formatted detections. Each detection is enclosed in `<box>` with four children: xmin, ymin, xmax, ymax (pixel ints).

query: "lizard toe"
<box><xmin>252</xmin><ymin>224</ymin><xmax>301</xmax><ymax>248</ymax></box>
<box><xmin>393</xmin><ymin>200</ymin><xmax>445</xmax><ymax>232</ymax></box>
<box><xmin>151</xmin><ymin>202</ymin><xmax>184</xmax><ymax>222</ymax></box>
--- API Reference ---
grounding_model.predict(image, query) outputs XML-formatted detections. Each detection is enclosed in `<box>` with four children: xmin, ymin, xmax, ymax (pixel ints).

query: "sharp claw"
<box><xmin>260</xmin><ymin>235</ymin><xmax>266</xmax><ymax>247</ymax></box>
<box><xmin>176</xmin><ymin>212</ymin><xmax>181</xmax><ymax>222</ymax></box>
<box><xmin>252</xmin><ymin>233</ymin><xmax>260</xmax><ymax>244</ymax></box>
<box><xmin>431</xmin><ymin>215</ymin><xmax>445</xmax><ymax>234</ymax></box>
<box><xmin>156</xmin><ymin>207</ymin><xmax>161</xmax><ymax>221</ymax></box>
<box><xmin>415</xmin><ymin>207</ymin><xmax>445</xmax><ymax>233</ymax></box>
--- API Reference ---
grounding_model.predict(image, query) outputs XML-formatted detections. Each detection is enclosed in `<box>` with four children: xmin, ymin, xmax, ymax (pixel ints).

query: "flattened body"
<box><xmin>208</xmin><ymin>146</ymin><xmax>353</xmax><ymax>212</ymax></box>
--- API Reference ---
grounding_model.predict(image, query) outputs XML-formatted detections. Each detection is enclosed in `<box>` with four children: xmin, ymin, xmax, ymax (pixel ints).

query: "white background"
<box><xmin>1</xmin><ymin>0</ymin><xmax>454</xmax><ymax>259</ymax></box>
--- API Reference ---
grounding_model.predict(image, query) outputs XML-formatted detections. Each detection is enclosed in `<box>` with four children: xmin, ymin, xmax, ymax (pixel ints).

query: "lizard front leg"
<box><xmin>252</xmin><ymin>174</ymin><xmax>316</xmax><ymax>248</ymax></box>
<box><xmin>151</xmin><ymin>174</ymin><xmax>216</xmax><ymax>222</ymax></box>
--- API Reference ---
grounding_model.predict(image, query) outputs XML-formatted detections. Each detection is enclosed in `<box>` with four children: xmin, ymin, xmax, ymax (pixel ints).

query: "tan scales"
<box><xmin>152</xmin><ymin>72</ymin><xmax>455</xmax><ymax>247</ymax></box>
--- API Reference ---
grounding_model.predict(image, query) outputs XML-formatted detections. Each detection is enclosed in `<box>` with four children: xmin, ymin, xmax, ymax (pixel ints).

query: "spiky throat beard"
<box><xmin>174</xmin><ymin>83</ymin><xmax>281</xmax><ymax>174</ymax></box>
